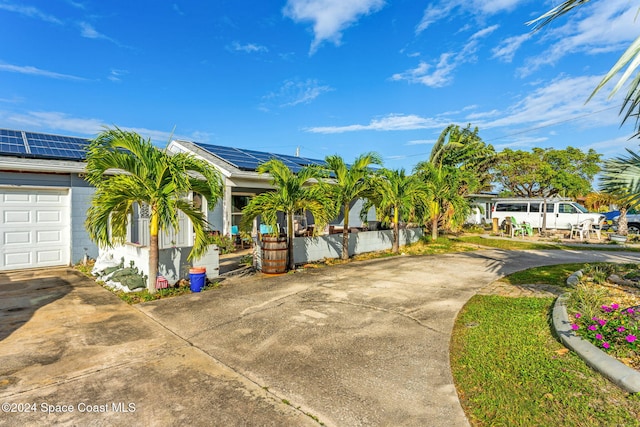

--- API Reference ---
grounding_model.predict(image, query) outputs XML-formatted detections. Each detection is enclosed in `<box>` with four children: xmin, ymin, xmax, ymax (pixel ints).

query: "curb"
<box><xmin>552</xmin><ymin>293</ymin><xmax>640</xmax><ymax>393</ymax></box>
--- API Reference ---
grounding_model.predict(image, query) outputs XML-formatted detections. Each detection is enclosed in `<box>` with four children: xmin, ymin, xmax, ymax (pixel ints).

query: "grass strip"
<box><xmin>456</xmin><ymin>235</ymin><xmax>640</xmax><ymax>252</ymax></box>
<box><xmin>451</xmin><ymin>295</ymin><xmax>640</xmax><ymax>426</ymax></box>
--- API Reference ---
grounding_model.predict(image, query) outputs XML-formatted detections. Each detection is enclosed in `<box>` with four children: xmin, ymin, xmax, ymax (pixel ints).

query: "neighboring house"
<box><xmin>466</xmin><ymin>193</ymin><xmax>497</xmax><ymax>225</ymax></box>
<box><xmin>0</xmin><ymin>129</ymin><xmax>97</xmax><ymax>271</ymax></box>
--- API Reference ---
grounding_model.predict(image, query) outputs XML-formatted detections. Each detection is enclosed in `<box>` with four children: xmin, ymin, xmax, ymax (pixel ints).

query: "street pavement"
<box><xmin>1</xmin><ymin>249</ymin><xmax>639</xmax><ymax>426</ymax></box>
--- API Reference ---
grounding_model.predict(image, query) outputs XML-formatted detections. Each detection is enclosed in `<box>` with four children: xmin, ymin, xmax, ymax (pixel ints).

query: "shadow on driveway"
<box><xmin>0</xmin><ymin>269</ymin><xmax>73</xmax><ymax>341</ymax></box>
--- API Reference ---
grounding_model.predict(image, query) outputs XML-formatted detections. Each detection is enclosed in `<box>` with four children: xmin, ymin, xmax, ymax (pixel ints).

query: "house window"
<box><xmin>232</xmin><ymin>195</ymin><xmax>252</xmax><ymax>227</ymax></box>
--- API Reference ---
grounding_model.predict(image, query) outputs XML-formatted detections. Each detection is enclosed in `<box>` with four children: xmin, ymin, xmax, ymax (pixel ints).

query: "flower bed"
<box><xmin>570</xmin><ymin>304</ymin><xmax>640</xmax><ymax>368</ymax></box>
<box><xmin>567</xmin><ymin>264</ymin><xmax>640</xmax><ymax>370</ymax></box>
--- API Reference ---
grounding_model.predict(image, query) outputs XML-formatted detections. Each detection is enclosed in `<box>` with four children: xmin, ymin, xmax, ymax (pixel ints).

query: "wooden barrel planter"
<box><xmin>261</xmin><ymin>236</ymin><xmax>288</xmax><ymax>274</ymax></box>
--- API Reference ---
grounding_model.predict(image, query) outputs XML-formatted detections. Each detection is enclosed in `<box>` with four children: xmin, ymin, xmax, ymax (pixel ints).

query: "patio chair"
<box><xmin>570</xmin><ymin>219</ymin><xmax>593</xmax><ymax>241</ymax></box>
<box><xmin>510</xmin><ymin>216</ymin><xmax>533</xmax><ymax>238</ymax></box>
<box><xmin>591</xmin><ymin>219</ymin><xmax>603</xmax><ymax>241</ymax></box>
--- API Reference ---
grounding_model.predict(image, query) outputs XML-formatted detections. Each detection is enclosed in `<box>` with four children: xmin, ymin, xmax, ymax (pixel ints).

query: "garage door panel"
<box><xmin>36</xmin><ymin>230</ymin><xmax>62</xmax><ymax>243</ymax></box>
<box><xmin>0</xmin><ymin>188</ymin><xmax>70</xmax><ymax>271</ymax></box>
<box><xmin>37</xmin><ymin>250</ymin><xmax>63</xmax><ymax>263</ymax></box>
<box><xmin>4</xmin><ymin>231</ymin><xmax>31</xmax><ymax>245</ymax></box>
<box><xmin>4</xmin><ymin>193</ymin><xmax>30</xmax><ymax>203</ymax></box>
<box><xmin>4</xmin><ymin>252</ymin><xmax>32</xmax><ymax>268</ymax></box>
<box><xmin>37</xmin><ymin>210</ymin><xmax>62</xmax><ymax>223</ymax></box>
<box><xmin>4</xmin><ymin>211</ymin><xmax>31</xmax><ymax>224</ymax></box>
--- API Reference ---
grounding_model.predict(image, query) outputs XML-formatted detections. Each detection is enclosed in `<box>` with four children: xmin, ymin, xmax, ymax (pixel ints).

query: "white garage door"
<box><xmin>0</xmin><ymin>187</ymin><xmax>70</xmax><ymax>271</ymax></box>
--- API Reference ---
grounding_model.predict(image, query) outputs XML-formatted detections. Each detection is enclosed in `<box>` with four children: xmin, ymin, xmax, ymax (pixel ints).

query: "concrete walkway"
<box><xmin>1</xmin><ymin>249</ymin><xmax>640</xmax><ymax>426</ymax></box>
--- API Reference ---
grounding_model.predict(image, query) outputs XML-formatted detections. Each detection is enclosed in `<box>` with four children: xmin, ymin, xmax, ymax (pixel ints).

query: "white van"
<box><xmin>491</xmin><ymin>198</ymin><xmax>604</xmax><ymax>230</ymax></box>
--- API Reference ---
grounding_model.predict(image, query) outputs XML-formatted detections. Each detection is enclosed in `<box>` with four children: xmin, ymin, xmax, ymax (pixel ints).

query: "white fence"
<box><xmin>289</xmin><ymin>228</ymin><xmax>423</xmax><ymax>265</ymax></box>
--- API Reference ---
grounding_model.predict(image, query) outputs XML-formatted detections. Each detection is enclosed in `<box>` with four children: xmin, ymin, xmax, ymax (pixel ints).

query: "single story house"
<box><xmin>0</xmin><ymin>128</ymin><xmax>374</xmax><ymax>272</ymax></box>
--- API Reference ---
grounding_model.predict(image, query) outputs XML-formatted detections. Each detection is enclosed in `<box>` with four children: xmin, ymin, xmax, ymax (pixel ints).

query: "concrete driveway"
<box><xmin>2</xmin><ymin>250</ymin><xmax>640</xmax><ymax>426</ymax></box>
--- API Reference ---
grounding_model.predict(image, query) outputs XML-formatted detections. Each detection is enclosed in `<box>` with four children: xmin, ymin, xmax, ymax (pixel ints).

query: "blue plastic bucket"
<box><xmin>189</xmin><ymin>267</ymin><xmax>206</xmax><ymax>292</ymax></box>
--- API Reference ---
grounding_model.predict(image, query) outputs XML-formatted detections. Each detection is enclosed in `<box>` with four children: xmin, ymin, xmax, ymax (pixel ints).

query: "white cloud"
<box><xmin>107</xmin><ymin>69</ymin><xmax>128</xmax><ymax>82</ymax></box>
<box><xmin>0</xmin><ymin>110</ymin><xmax>201</xmax><ymax>144</ymax></box>
<box><xmin>474</xmin><ymin>75</ymin><xmax>622</xmax><ymax>130</ymax></box>
<box><xmin>392</xmin><ymin>25</ymin><xmax>496</xmax><ymax>87</ymax></box>
<box><xmin>173</xmin><ymin>3</ymin><xmax>184</xmax><ymax>15</ymax></box>
<box><xmin>416</xmin><ymin>0</ymin><xmax>524</xmax><ymax>33</ymax></box>
<box><xmin>229</xmin><ymin>41</ymin><xmax>268</xmax><ymax>53</ymax></box>
<box><xmin>0</xmin><ymin>63</ymin><xmax>85</xmax><ymax>81</ymax></box>
<box><xmin>79</xmin><ymin>22</ymin><xmax>111</xmax><ymax>40</ymax></box>
<box><xmin>492</xmin><ymin>33</ymin><xmax>531</xmax><ymax>62</ymax></box>
<box><xmin>306</xmin><ymin>113</ymin><xmax>447</xmax><ymax>134</ymax></box>
<box><xmin>264</xmin><ymin>79</ymin><xmax>333</xmax><ymax>108</ymax></box>
<box><xmin>406</xmin><ymin>139</ymin><xmax>434</xmax><ymax>146</ymax></box>
<box><xmin>283</xmin><ymin>0</ymin><xmax>385</xmax><ymax>54</ymax></box>
<box><xmin>520</xmin><ymin>0</ymin><xmax>637</xmax><ymax>77</ymax></box>
<box><xmin>0</xmin><ymin>2</ymin><xmax>62</xmax><ymax>24</ymax></box>
<box><xmin>0</xmin><ymin>111</ymin><xmax>103</xmax><ymax>135</ymax></box>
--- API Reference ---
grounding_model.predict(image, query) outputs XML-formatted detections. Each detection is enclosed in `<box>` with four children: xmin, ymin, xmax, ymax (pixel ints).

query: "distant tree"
<box><xmin>493</xmin><ymin>147</ymin><xmax>601</xmax><ymax>198</ymax></box>
<box><xmin>241</xmin><ymin>159</ymin><xmax>334</xmax><ymax>270</ymax></box>
<box><xmin>600</xmin><ymin>148</ymin><xmax>640</xmax><ymax>235</ymax></box>
<box><xmin>529</xmin><ymin>1</ymin><xmax>640</xmax><ymax>137</ymax></box>
<box><xmin>85</xmin><ymin>127</ymin><xmax>223</xmax><ymax>293</ymax></box>
<box><xmin>324</xmin><ymin>152</ymin><xmax>383</xmax><ymax>260</ymax></box>
<box><xmin>364</xmin><ymin>169</ymin><xmax>428</xmax><ymax>253</ymax></box>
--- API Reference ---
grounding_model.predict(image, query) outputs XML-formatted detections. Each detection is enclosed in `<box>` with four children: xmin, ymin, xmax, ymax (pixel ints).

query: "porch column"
<box><xmin>223</xmin><ymin>182</ymin><xmax>233</xmax><ymax>236</ymax></box>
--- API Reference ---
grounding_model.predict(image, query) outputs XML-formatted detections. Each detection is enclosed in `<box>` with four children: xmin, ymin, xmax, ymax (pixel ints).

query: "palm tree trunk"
<box><xmin>619</xmin><ymin>206</ymin><xmax>628</xmax><ymax>236</ymax></box>
<box><xmin>287</xmin><ymin>212</ymin><xmax>295</xmax><ymax>271</ymax></box>
<box><xmin>431</xmin><ymin>216</ymin><xmax>439</xmax><ymax>240</ymax></box>
<box><xmin>392</xmin><ymin>206</ymin><xmax>399</xmax><ymax>253</ymax></box>
<box><xmin>342</xmin><ymin>202</ymin><xmax>349</xmax><ymax>260</ymax></box>
<box><xmin>148</xmin><ymin>211</ymin><xmax>159</xmax><ymax>294</ymax></box>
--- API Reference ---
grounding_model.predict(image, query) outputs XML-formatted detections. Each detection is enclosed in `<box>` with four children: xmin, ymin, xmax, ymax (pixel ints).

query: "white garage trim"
<box><xmin>0</xmin><ymin>186</ymin><xmax>71</xmax><ymax>271</ymax></box>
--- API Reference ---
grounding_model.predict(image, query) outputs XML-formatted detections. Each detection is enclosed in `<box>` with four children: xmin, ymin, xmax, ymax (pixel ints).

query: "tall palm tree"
<box><xmin>430</xmin><ymin>124</ymin><xmax>496</xmax><ymax>192</ymax></box>
<box><xmin>324</xmin><ymin>152</ymin><xmax>383</xmax><ymax>260</ymax></box>
<box><xmin>600</xmin><ymin>149</ymin><xmax>640</xmax><ymax>235</ymax></box>
<box><xmin>414</xmin><ymin>161</ymin><xmax>473</xmax><ymax>240</ymax></box>
<box><xmin>529</xmin><ymin>1</ymin><xmax>640</xmax><ymax>136</ymax></box>
<box><xmin>364</xmin><ymin>169</ymin><xmax>428</xmax><ymax>253</ymax></box>
<box><xmin>241</xmin><ymin>159</ymin><xmax>334</xmax><ymax>270</ymax></box>
<box><xmin>85</xmin><ymin>127</ymin><xmax>223</xmax><ymax>293</ymax></box>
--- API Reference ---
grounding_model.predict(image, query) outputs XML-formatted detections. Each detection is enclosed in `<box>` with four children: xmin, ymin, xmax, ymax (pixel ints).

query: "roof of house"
<box><xmin>0</xmin><ymin>129</ymin><xmax>325</xmax><ymax>174</ymax></box>
<box><xmin>189</xmin><ymin>141</ymin><xmax>326</xmax><ymax>173</ymax></box>
<box><xmin>0</xmin><ymin>129</ymin><xmax>89</xmax><ymax>161</ymax></box>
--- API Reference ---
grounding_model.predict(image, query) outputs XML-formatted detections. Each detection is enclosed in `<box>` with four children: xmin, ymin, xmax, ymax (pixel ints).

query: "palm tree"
<box><xmin>585</xmin><ymin>191</ymin><xmax>630</xmax><ymax>235</ymax></box>
<box><xmin>599</xmin><ymin>149</ymin><xmax>640</xmax><ymax>235</ymax></box>
<box><xmin>241</xmin><ymin>159</ymin><xmax>334</xmax><ymax>271</ymax></box>
<box><xmin>430</xmin><ymin>124</ymin><xmax>496</xmax><ymax>192</ymax></box>
<box><xmin>324</xmin><ymin>152</ymin><xmax>383</xmax><ymax>260</ymax></box>
<box><xmin>414</xmin><ymin>162</ymin><xmax>473</xmax><ymax>240</ymax></box>
<box><xmin>364</xmin><ymin>169</ymin><xmax>428</xmax><ymax>253</ymax></box>
<box><xmin>529</xmin><ymin>1</ymin><xmax>640</xmax><ymax>136</ymax></box>
<box><xmin>85</xmin><ymin>127</ymin><xmax>223</xmax><ymax>293</ymax></box>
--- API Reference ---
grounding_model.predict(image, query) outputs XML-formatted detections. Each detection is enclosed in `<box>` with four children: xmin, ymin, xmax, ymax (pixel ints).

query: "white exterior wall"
<box><xmin>291</xmin><ymin>228</ymin><xmax>423</xmax><ymax>264</ymax></box>
<box><xmin>104</xmin><ymin>244</ymin><xmax>219</xmax><ymax>285</ymax></box>
<box><xmin>69</xmin><ymin>177</ymin><xmax>98</xmax><ymax>263</ymax></box>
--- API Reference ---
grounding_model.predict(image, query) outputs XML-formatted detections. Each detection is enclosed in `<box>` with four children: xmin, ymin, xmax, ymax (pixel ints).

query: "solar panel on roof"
<box><xmin>0</xmin><ymin>129</ymin><xmax>28</xmax><ymax>155</ymax></box>
<box><xmin>25</xmin><ymin>131</ymin><xmax>88</xmax><ymax>160</ymax></box>
<box><xmin>192</xmin><ymin>141</ymin><xmax>327</xmax><ymax>173</ymax></box>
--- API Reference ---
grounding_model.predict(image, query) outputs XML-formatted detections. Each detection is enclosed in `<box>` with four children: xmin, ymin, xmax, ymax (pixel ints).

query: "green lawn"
<box><xmin>451</xmin><ymin>275</ymin><xmax>640</xmax><ymax>426</ymax></box>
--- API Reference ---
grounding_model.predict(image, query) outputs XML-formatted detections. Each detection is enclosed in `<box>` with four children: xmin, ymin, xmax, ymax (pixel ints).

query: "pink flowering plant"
<box><xmin>571</xmin><ymin>304</ymin><xmax>639</xmax><ymax>356</ymax></box>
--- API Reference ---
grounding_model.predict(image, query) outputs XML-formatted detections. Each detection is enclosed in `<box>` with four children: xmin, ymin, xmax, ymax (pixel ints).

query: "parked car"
<box><xmin>491</xmin><ymin>198</ymin><xmax>605</xmax><ymax>231</ymax></box>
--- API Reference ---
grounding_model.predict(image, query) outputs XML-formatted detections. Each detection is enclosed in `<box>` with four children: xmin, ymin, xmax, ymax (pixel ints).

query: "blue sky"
<box><xmin>0</xmin><ymin>0</ymin><xmax>638</xmax><ymax>170</ymax></box>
